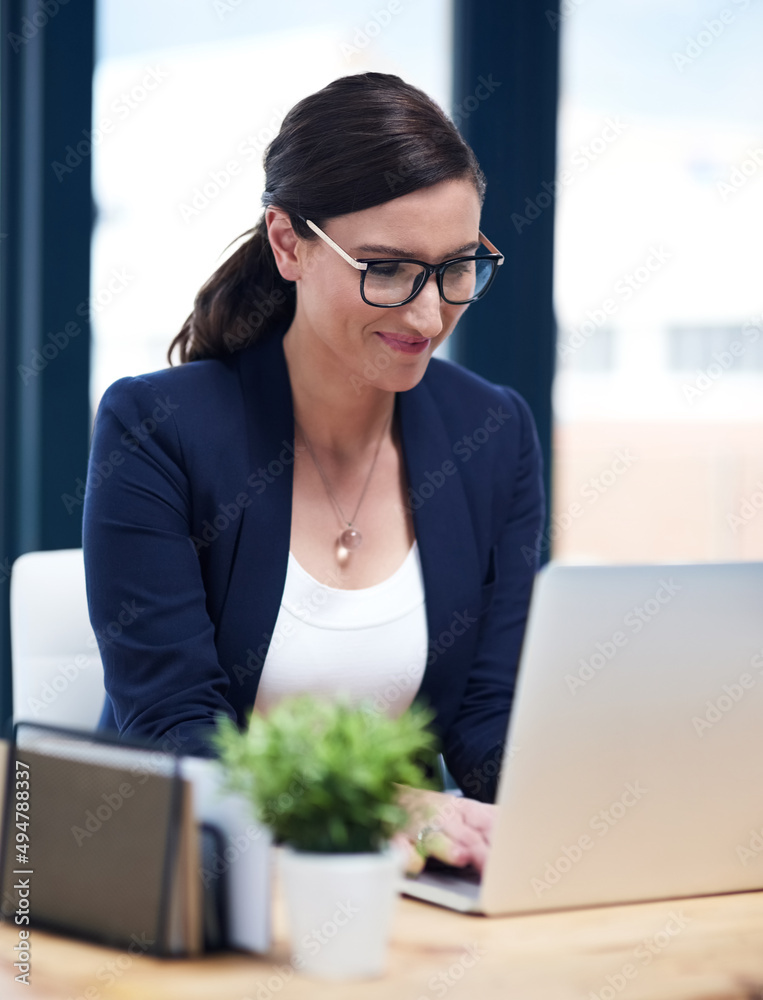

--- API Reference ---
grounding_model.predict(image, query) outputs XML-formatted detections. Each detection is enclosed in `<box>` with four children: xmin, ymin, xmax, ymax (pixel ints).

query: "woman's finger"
<box><xmin>421</xmin><ymin>830</ymin><xmax>472</xmax><ymax>868</ymax></box>
<box><xmin>431</xmin><ymin>810</ymin><xmax>492</xmax><ymax>870</ymax></box>
<box><xmin>391</xmin><ymin>831</ymin><xmax>426</xmax><ymax>876</ymax></box>
<box><xmin>459</xmin><ymin>798</ymin><xmax>498</xmax><ymax>835</ymax></box>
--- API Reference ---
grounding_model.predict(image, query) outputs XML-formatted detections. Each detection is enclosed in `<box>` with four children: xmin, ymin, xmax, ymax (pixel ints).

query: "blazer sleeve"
<box><xmin>441</xmin><ymin>387</ymin><xmax>545</xmax><ymax>802</ymax></box>
<box><xmin>82</xmin><ymin>375</ymin><xmax>237</xmax><ymax>756</ymax></box>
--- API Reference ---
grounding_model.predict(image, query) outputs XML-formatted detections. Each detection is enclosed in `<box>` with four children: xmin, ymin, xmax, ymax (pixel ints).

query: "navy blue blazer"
<box><xmin>82</xmin><ymin>324</ymin><xmax>544</xmax><ymax>802</ymax></box>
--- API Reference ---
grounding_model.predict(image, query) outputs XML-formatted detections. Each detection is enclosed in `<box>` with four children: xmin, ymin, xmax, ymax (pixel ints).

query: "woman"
<box><xmin>83</xmin><ymin>72</ymin><xmax>544</xmax><ymax>874</ymax></box>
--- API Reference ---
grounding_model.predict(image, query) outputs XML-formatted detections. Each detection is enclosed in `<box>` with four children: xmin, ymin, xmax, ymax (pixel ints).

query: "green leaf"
<box><xmin>209</xmin><ymin>695</ymin><xmax>439</xmax><ymax>852</ymax></box>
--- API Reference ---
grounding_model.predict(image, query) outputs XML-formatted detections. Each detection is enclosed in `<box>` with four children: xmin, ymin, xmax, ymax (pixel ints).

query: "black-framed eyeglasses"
<box><xmin>302</xmin><ymin>218</ymin><xmax>504</xmax><ymax>308</ymax></box>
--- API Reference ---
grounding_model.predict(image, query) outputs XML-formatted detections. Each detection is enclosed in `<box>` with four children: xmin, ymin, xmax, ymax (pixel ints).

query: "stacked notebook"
<box><xmin>0</xmin><ymin>722</ymin><xmax>271</xmax><ymax>956</ymax></box>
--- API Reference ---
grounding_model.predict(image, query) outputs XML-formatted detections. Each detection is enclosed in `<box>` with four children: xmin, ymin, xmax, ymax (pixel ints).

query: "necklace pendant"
<box><xmin>339</xmin><ymin>527</ymin><xmax>362</xmax><ymax>550</ymax></box>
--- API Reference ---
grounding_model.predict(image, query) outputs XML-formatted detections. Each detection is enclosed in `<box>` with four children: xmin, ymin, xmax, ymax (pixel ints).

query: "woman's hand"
<box><xmin>392</xmin><ymin>786</ymin><xmax>497</xmax><ymax>876</ymax></box>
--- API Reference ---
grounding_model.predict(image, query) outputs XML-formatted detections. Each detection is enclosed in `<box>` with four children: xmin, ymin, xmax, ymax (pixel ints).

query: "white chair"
<box><xmin>10</xmin><ymin>549</ymin><xmax>105</xmax><ymax>730</ymax></box>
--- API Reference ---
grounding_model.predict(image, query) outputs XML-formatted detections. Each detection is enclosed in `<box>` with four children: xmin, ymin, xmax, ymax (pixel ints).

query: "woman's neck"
<box><xmin>282</xmin><ymin>318</ymin><xmax>397</xmax><ymax>462</ymax></box>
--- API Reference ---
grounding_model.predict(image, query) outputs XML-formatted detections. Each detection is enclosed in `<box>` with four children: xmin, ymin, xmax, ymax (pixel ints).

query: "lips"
<box><xmin>374</xmin><ymin>331</ymin><xmax>430</xmax><ymax>354</ymax></box>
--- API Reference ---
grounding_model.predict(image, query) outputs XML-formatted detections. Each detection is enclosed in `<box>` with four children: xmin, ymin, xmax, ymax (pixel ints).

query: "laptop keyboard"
<box><xmin>420</xmin><ymin>857</ymin><xmax>483</xmax><ymax>884</ymax></box>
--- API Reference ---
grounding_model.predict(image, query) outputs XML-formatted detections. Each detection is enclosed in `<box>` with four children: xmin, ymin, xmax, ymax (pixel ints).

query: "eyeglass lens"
<box><xmin>363</xmin><ymin>258</ymin><xmax>495</xmax><ymax>305</ymax></box>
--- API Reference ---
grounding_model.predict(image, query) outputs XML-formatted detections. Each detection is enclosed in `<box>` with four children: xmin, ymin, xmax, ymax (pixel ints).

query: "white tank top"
<box><xmin>252</xmin><ymin>541</ymin><xmax>428</xmax><ymax>719</ymax></box>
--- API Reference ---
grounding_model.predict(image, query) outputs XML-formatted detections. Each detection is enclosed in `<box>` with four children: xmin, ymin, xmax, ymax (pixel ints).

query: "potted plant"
<box><xmin>213</xmin><ymin>694</ymin><xmax>438</xmax><ymax>980</ymax></box>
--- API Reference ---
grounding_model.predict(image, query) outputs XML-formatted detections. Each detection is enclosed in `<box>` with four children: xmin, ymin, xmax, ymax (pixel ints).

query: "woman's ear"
<box><xmin>266</xmin><ymin>207</ymin><xmax>302</xmax><ymax>282</ymax></box>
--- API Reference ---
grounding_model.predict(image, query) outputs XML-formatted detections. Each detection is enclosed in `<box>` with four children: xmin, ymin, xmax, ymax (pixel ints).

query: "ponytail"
<box><xmin>167</xmin><ymin>216</ymin><xmax>295</xmax><ymax>364</ymax></box>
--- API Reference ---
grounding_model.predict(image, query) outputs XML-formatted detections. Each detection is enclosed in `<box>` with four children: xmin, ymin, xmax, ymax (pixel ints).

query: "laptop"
<box><xmin>402</xmin><ymin>560</ymin><xmax>763</xmax><ymax>914</ymax></box>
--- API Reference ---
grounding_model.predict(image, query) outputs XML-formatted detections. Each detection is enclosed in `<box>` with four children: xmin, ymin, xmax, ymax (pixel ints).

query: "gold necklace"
<box><xmin>295</xmin><ymin>410</ymin><xmax>392</xmax><ymax>563</ymax></box>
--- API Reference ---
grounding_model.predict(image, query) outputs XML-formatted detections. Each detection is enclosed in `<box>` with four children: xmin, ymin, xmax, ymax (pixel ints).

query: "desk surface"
<box><xmin>3</xmin><ymin>876</ymin><xmax>763</xmax><ymax>1000</ymax></box>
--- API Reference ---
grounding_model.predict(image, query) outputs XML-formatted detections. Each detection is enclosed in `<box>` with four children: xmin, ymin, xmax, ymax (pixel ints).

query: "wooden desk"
<box><xmin>4</xmin><ymin>876</ymin><xmax>763</xmax><ymax>1000</ymax></box>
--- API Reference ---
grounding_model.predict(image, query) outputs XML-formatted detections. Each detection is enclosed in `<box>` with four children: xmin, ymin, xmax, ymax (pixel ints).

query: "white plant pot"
<box><xmin>278</xmin><ymin>843</ymin><xmax>404</xmax><ymax>980</ymax></box>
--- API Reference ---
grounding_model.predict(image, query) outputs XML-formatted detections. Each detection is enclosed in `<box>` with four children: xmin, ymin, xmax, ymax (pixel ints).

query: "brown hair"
<box><xmin>168</xmin><ymin>72</ymin><xmax>486</xmax><ymax>365</ymax></box>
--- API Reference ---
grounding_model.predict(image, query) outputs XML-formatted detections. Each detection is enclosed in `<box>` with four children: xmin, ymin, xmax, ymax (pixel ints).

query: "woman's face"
<box><xmin>280</xmin><ymin>177</ymin><xmax>483</xmax><ymax>393</ymax></box>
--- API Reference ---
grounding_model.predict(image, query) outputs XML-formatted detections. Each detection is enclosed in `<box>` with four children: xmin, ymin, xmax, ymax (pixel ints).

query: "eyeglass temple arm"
<box><xmin>479</xmin><ymin>231</ymin><xmax>504</xmax><ymax>264</ymax></box>
<box><xmin>304</xmin><ymin>219</ymin><xmax>368</xmax><ymax>271</ymax></box>
<box><xmin>305</xmin><ymin>217</ymin><xmax>501</xmax><ymax>270</ymax></box>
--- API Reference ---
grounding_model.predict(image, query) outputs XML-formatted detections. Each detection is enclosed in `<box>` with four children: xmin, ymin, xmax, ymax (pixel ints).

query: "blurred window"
<box><xmin>558</xmin><ymin>326</ymin><xmax>615</xmax><ymax>373</ymax></box>
<box><xmin>553</xmin><ymin>1</ymin><xmax>763</xmax><ymax>563</ymax></box>
<box><xmin>668</xmin><ymin>325</ymin><xmax>763</xmax><ymax>372</ymax></box>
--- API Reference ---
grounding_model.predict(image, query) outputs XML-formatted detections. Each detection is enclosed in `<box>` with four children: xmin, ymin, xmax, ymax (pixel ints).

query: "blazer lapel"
<box><xmin>215</xmin><ymin>329</ymin><xmax>296</xmax><ymax>720</ymax></box>
<box><xmin>397</xmin><ymin>377</ymin><xmax>482</xmax><ymax>728</ymax></box>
